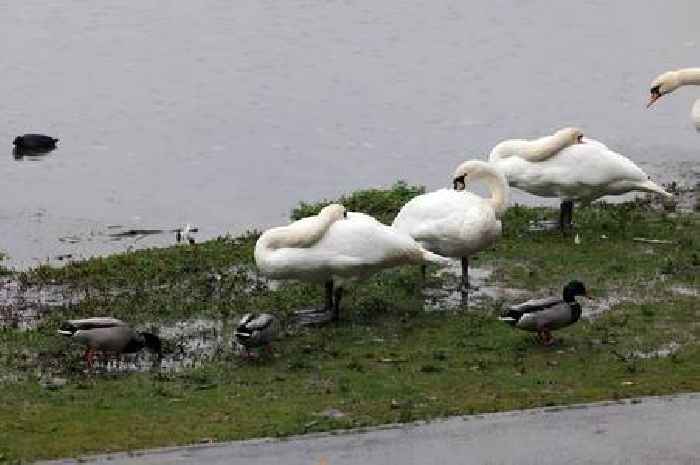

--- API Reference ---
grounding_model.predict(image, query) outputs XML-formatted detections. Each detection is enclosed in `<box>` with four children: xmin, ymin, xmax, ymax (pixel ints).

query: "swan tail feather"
<box><xmin>420</xmin><ymin>249</ymin><xmax>451</xmax><ymax>267</ymax></box>
<box><xmin>641</xmin><ymin>180</ymin><xmax>673</xmax><ymax>199</ymax></box>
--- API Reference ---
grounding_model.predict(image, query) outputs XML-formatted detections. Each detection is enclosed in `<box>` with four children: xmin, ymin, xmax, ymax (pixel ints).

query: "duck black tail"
<box><xmin>57</xmin><ymin>321</ymin><xmax>78</xmax><ymax>336</ymax></box>
<box><xmin>141</xmin><ymin>332</ymin><xmax>162</xmax><ymax>356</ymax></box>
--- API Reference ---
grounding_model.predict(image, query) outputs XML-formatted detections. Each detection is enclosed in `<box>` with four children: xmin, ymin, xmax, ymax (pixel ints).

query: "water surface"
<box><xmin>2</xmin><ymin>0</ymin><xmax>699</xmax><ymax>267</ymax></box>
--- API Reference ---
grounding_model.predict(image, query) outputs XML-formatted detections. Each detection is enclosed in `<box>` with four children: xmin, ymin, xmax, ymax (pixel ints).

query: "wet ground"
<box><xmin>3</xmin><ymin>252</ymin><xmax>694</xmax><ymax>385</ymax></box>
<box><xmin>2</xmin><ymin>0</ymin><xmax>700</xmax><ymax>268</ymax></box>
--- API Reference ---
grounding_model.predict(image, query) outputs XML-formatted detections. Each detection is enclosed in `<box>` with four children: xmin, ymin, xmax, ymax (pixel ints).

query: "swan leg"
<box><xmin>461</xmin><ymin>257</ymin><xmax>469</xmax><ymax>305</ymax></box>
<box><xmin>332</xmin><ymin>287</ymin><xmax>344</xmax><ymax>321</ymax></box>
<box><xmin>420</xmin><ymin>264</ymin><xmax>427</xmax><ymax>281</ymax></box>
<box><xmin>325</xmin><ymin>280</ymin><xmax>334</xmax><ymax>313</ymax></box>
<box><xmin>559</xmin><ymin>200</ymin><xmax>574</xmax><ymax>233</ymax></box>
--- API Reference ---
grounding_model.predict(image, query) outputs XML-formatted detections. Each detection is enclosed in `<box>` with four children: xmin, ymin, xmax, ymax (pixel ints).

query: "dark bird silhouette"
<box><xmin>13</xmin><ymin>134</ymin><xmax>59</xmax><ymax>153</ymax></box>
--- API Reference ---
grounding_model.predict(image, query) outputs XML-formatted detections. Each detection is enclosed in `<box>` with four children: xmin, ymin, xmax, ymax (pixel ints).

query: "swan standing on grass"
<box><xmin>647</xmin><ymin>68</ymin><xmax>700</xmax><ymax>131</ymax></box>
<box><xmin>488</xmin><ymin>127</ymin><xmax>672</xmax><ymax>231</ymax></box>
<box><xmin>392</xmin><ymin>160</ymin><xmax>508</xmax><ymax>304</ymax></box>
<box><xmin>255</xmin><ymin>204</ymin><xmax>450</xmax><ymax>323</ymax></box>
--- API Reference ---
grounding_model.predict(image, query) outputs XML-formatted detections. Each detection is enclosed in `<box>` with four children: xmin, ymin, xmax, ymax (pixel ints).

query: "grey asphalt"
<box><xmin>39</xmin><ymin>394</ymin><xmax>700</xmax><ymax>465</ymax></box>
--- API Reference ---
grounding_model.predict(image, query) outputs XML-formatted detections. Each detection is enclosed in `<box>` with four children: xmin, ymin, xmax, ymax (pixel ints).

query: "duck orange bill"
<box><xmin>647</xmin><ymin>94</ymin><xmax>660</xmax><ymax>108</ymax></box>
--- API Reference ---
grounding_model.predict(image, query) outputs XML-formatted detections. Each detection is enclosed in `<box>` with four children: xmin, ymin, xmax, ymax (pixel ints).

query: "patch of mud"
<box><xmin>0</xmin><ymin>316</ymin><xmax>266</xmax><ymax>384</ymax></box>
<box><xmin>663</xmin><ymin>181</ymin><xmax>699</xmax><ymax>213</ymax></box>
<box><xmin>633</xmin><ymin>342</ymin><xmax>682</xmax><ymax>359</ymax></box>
<box><xmin>424</xmin><ymin>260</ymin><xmax>530</xmax><ymax>310</ymax></box>
<box><xmin>582</xmin><ymin>294</ymin><xmax>629</xmax><ymax>320</ymax></box>
<box><xmin>0</xmin><ymin>278</ymin><xmax>81</xmax><ymax>329</ymax></box>
<box><xmin>670</xmin><ymin>285</ymin><xmax>700</xmax><ymax>298</ymax></box>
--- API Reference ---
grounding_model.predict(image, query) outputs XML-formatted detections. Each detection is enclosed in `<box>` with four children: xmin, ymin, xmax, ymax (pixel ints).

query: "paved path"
<box><xmin>40</xmin><ymin>394</ymin><xmax>700</xmax><ymax>465</ymax></box>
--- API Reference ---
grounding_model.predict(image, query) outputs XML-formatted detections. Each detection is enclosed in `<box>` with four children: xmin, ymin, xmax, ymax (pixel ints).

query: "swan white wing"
<box><xmin>392</xmin><ymin>190</ymin><xmax>500</xmax><ymax>257</ymax></box>
<box><xmin>316</xmin><ymin>212</ymin><xmax>428</xmax><ymax>270</ymax></box>
<box><xmin>257</xmin><ymin>212</ymin><xmax>439</xmax><ymax>282</ymax></box>
<box><xmin>491</xmin><ymin>138</ymin><xmax>656</xmax><ymax>200</ymax></box>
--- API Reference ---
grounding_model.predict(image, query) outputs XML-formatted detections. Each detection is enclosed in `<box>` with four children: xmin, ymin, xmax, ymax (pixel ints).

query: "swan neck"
<box><xmin>526</xmin><ymin>134</ymin><xmax>570</xmax><ymax>161</ymax></box>
<box><xmin>259</xmin><ymin>212</ymin><xmax>340</xmax><ymax>251</ymax></box>
<box><xmin>474</xmin><ymin>169</ymin><xmax>508</xmax><ymax>216</ymax></box>
<box><xmin>678</xmin><ymin>68</ymin><xmax>700</xmax><ymax>86</ymax></box>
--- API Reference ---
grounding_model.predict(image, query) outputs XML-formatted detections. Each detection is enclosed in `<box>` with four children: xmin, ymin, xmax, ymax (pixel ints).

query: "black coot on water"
<box><xmin>13</xmin><ymin>133</ymin><xmax>59</xmax><ymax>157</ymax></box>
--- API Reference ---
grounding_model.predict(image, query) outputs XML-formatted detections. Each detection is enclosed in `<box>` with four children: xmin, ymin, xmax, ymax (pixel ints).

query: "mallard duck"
<box><xmin>13</xmin><ymin>134</ymin><xmax>59</xmax><ymax>152</ymax></box>
<box><xmin>392</xmin><ymin>160</ymin><xmax>508</xmax><ymax>304</ymax></box>
<box><xmin>58</xmin><ymin>317</ymin><xmax>162</xmax><ymax>367</ymax></box>
<box><xmin>234</xmin><ymin>313</ymin><xmax>278</xmax><ymax>357</ymax></box>
<box><xmin>255</xmin><ymin>204</ymin><xmax>450</xmax><ymax>323</ymax></box>
<box><xmin>499</xmin><ymin>281</ymin><xmax>589</xmax><ymax>345</ymax></box>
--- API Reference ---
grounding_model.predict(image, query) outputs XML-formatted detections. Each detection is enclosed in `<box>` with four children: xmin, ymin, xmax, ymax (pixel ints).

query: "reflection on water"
<box><xmin>1</xmin><ymin>0</ymin><xmax>700</xmax><ymax>268</ymax></box>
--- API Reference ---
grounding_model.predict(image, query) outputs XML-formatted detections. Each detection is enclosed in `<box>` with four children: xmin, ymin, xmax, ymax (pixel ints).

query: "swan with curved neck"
<box><xmin>489</xmin><ymin>127</ymin><xmax>584</xmax><ymax>163</ymax></box>
<box><xmin>255</xmin><ymin>204</ymin><xmax>449</xmax><ymax>322</ymax></box>
<box><xmin>392</xmin><ymin>160</ymin><xmax>509</xmax><ymax>304</ymax></box>
<box><xmin>488</xmin><ymin>127</ymin><xmax>671</xmax><ymax>231</ymax></box>
<box><xmin>647</xmin><ymin>68</ymin><xmax>700</xmax><ymax>130</ymax></box>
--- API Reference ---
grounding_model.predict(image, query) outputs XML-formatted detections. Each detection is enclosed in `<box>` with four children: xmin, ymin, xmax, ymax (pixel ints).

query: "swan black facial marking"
<box><xmin>650</xmin><ymin>85</ymin><xmax>661</xmax><ymax>96</ymax></box>
<box><xmin>453</xmin><ymin>176</ymin><xmax>466</xmax><ymax>191</ymax></box>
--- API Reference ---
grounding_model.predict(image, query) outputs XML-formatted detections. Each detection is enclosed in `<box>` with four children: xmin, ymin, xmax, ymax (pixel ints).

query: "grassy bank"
<box><xmin>1</xmin><ymin>183</ymin><xmax>699</xmax><ymax>463</ymax></box>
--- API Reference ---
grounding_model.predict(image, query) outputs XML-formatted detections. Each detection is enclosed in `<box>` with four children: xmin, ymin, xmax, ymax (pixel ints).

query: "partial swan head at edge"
<box><xmin>648</xmin><ymin>70</ymin><xmax>682</xmax><ymax>107</ymax></box>
<box><xmin>647</xmin><ymin>68</ymin><xmax>700</xmax><ymax>108</ymax></box>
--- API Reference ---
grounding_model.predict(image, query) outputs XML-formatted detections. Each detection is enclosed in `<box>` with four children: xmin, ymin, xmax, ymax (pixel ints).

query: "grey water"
<box><xmin>2</xmin><ymin>0</ymin><xmax>699</xmax><ymax>268</ymax></box>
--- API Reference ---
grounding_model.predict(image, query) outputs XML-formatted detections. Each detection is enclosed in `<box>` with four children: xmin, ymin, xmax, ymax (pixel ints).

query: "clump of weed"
<box><xmin>291</xmin><ymin>181</ymin><xmax>425</xmax><ymax>224</ymax></box>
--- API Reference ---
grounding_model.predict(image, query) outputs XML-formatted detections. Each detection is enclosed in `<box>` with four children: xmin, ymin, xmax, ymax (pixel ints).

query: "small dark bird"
<box><xmin>13</xmin><ymin>134</ymin><xmax>59</xmax><ymax>152</ymax></box>
<box><xmin>499</xmin><ymin>280</ymin><xmax>590</xmax><ymax>345</ymax></box>
<box><xmin>58</xmin><ymin>317</ymin><xmax>162</xmax><ymax>368</ymax></box>
<box><xmin>234</xmin><ymin>313</ymin><xmax>278</xmax><ymax>358</ymax></box>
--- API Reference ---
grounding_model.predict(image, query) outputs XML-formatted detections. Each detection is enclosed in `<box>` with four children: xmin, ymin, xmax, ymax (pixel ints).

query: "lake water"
<box><xmin>1</xmin><ymin>0</ymin><xmax>699</xmax><ymax>268</ymax></box>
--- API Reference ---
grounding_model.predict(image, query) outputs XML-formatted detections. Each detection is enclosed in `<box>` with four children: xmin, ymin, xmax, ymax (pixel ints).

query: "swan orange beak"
<box><xmin>647</xmin><ymin>93</ymin><xmax>660</xmax><ymax>108</ymax></box>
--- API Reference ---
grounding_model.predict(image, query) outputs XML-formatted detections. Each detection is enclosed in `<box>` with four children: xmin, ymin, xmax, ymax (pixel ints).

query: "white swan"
<box><xmin>392</xmin><ymin>160</ymin><xmax>508</xmax><ymax>303</ymax></box>
<box><xmin>647</xmin><ymin>68</ymin><xmax>700</xmax><ymax>130</ymax></box>
<box><xmin>488</xmin><ymin>127</ymin><xmax>672</xmax><ymax>231</ymax></box>
<box><xmin>255</xmin><ymin>204</ymin><xmax>450</xmax><ymax>322</ymax></box>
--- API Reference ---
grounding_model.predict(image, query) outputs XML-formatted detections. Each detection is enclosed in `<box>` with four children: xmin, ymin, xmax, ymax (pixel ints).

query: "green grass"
<box><xmin>0</xmin><ymin>184</ymin><xmax>699</xmax><ymax>463</ymax></box>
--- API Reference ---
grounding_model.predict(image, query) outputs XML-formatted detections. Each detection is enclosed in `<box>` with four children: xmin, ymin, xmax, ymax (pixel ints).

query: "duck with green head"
<box><xmin>499</xmin><ymin>281</ymin><xmax>590</xmax><ymax>346</ymax></box>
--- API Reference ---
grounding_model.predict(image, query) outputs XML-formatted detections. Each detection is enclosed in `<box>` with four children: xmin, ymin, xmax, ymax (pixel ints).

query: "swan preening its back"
<box><xmin>488</xmin><ymin>127</ymin><xmax>671</xmax><ymax>230</ymax></box>
<box><xmin>647</xmin><ymin>68</ymin><xmax>700</xmax><ymax>130</ymax></box>
<box><xmin>255</xmin><ymin>204</ymin><xmax>449</xmax><ymax>322</ymax></box>
<box><xmin>392</xmin><ymin>160</ymin><xmax>509</xmax><ymax>303</ymax></box>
